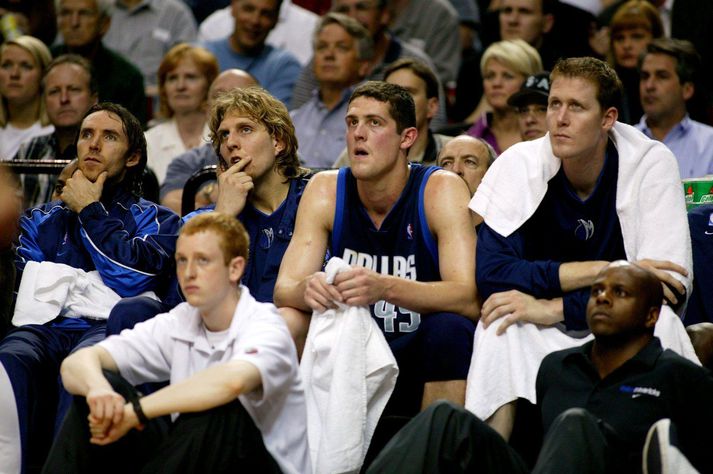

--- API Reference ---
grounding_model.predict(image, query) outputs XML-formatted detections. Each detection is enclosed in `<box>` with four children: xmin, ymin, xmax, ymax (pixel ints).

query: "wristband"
<box><xmin>131</xmin><ymin>396</ymin><xmax>150</xmax><ymax>426</ymax></box>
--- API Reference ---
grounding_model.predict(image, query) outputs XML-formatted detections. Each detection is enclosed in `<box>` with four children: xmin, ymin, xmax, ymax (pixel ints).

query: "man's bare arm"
<box><xmin>273</xmin><ymin>172</ymin><xmax>338</xmax><ymax>312</ymax></box>
<box><xmin>558</xmin><ymin>261</ymin><xmax>610</xmax><ymax>292</ymax></box>
<box><xmin>91</xmin><ymin>360</ymin><xmax>262</xmax><ymax>445</ymax></box>
<box><xmin>160</xmin><ymin>189</ymin><xmax>183</xmax><ymax>214</ymax></box>
<box><xmin>61</xmin><ymin>346</ymin><xmax>120</xmax><ymax>396</ymax></box>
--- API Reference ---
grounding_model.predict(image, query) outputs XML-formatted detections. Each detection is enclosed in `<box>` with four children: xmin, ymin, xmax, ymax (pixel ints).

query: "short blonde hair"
<box><xmin>480</xmin><ymin>39</ymin><xmax>543</xmax><ymax>78</ymax></box>
<box><xmin>0</xmin><ymin>35</ymin><xmax>52</xmax><ymax>127</ymax></box>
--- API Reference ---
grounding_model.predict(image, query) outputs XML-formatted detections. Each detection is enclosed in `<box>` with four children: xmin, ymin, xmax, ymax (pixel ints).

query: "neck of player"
<box><xmin>251</xmin><ymin>169</ymin><xmax>291</xmax><ymax>214</ymax></box>
<box><xmin>561</xmin><ymin>137</ymin><xmax>608</xmax><ymax>200</ymax></box>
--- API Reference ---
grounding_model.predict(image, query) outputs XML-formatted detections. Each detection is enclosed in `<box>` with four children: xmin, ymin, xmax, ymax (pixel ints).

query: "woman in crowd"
<box><xmin>0</xmin><ymin>35</ymin><xmax>52</xmax><ymax>160</ymax></box>
<box><xmin>465</xmin><ymin>39</ymin><xmax>542</xmax><ymax>154</ymax></box>
<box><xmin>146</xmin><ymin>43</ymin><xmax>218</xmax><ymax>183</ymax></box>
<box><xmin>608</xmin><ymin>0</ymin><xmax>663</xmax><ymax>124</ymax></box>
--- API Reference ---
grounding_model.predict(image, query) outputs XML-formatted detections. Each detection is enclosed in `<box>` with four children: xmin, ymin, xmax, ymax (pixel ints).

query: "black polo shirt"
<box><xmin>536</xmin><ymin>337</ymin><xmax>713</xmax><ymax>473</ymax></box>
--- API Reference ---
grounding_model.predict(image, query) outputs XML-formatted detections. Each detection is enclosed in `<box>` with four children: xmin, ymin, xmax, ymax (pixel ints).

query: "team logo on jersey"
<box><xmin>706</xmin><ymin>212</ymin><xmax>713</xmax><ymax>235</ymax></box>
<box><xmin>406</xmin><ymin>223</ymin><xmax>414</xmax><ymax>240</ymax></box>
<box><xmin>575</xmin><ymin>219</ymin><xmax>595</xmax><ymax>241</ymax></box>
<box><xmin>259</xmin><ymin>228</ymin><xmax>274</xmax><ymax>249</ymax></box>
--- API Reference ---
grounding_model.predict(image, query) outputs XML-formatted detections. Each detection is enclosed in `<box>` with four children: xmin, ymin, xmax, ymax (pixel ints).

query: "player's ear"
<box><xmin>682</xmin><ymin>81</ymin><xmax>695</xmax><ymax>102</ymax></box>
<box><xmin>644</xmin><ymin>306</ymin><xmax>659</xmax><ymax>329</ymax></box>
<box><xmin>601</xmin><ymin>106</ymin><xmax>618</xmax><ymax>131</ymax></box>
<box><xmin>273</xmin><ymin>136</ymin><xmax>285</xmax><ymax>156</ymax></box>
<box><xmin>229</xmin><ymin>256</ymin><xmax>246</xmax><ymax>283</ymax></box>
<box><xmin>400</xmin><ymin>126</ymin><xmax>418</xmax><ymax>151</ymax></box>
<box><xmin>125</xmin><ymin>151</ymin><xmax>140</xmax><ymax>169</ymax></box>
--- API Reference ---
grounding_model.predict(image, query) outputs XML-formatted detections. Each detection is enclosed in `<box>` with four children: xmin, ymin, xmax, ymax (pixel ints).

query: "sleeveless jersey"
<box><xmin>330</xmin><ymin>164</ymin><xmax>441</xmax><ymax>340</ymax></box>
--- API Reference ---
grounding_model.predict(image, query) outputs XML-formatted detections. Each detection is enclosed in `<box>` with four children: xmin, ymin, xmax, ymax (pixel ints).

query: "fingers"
<box><xmin>496</xmin><ymin>315</ymin><xmax>519</xmax><ymax>336</ymax></box>
<box><xmin>637</xmin><ymin>260</ymin><xmax>687</xmax><ymax>303</ymax></box>
<box><xmin>305</xmin><ymin>273</ymin><xmax>342</xmax><ymax>312</ymax></box>
<box><xmin>222</xmin><ymin>156</ymin><xmax>252</xmax><ymax>176</ymax></box>
<box><xmin>660</xmin><ymin>283</ymin><xmax>678</xmax><ymax>306</ymax></box>
<box><xmin>639</xmin><ymin>259</ymin><xmax>689</xmax><ymax>278</ymax></box>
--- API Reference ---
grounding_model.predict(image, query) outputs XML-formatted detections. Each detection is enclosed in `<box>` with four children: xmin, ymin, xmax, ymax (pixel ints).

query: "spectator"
<box><xmin>498</xmin><ymin>0</ymin><xmax>558</xmax><ymax>67</ymax></box>
<box><xmin>103</xmin><ymin>0</ymin><xmax>197</xmax><ymax>96</ymax></box>
<box><xmin>598</xmin><ymin>0</ymin><xmax>713</xmax><ymax>124</ymax></box>
<box><xmin>52</xmin><ymin>0</ymin><xmax>147</xmax><ymax>126</ymax></box>
<box><xmin>0</xmin><ymin>102</ymin><xmax>179</xmax><ymax>472</ymax></box>
<box><xmin>437</xmin><ymin>134</ymin><xmax>496</xmax><ymax>197</ymax></box>
<box><xmin>607</xmin><ymin>0</ymin><xmax>663</xmax><ymax>124</ymax></box>
<box><xmin>508</xmin><ymin>71</ymin><xmax>550</xmax><ymax>141</ymax></box>
<box><xmin>290</xmin><ymin>0</ymin><xmax>446</xmax><ymax>129</ymax></box>
<box><xmin>636</xmin><ymin>38</ymin><xmax>713</xmax><ymax>179</ymax></box>
<box><xmin>465</xmin><ymin>57</ymin><xmax>697</xmax><ymax>442</ymax></box>
<box><xmin>13</xmin><ymin>55</ymin><xmax>98</xmax><ymax>208</ymax></box>
<box><xmin>291</xmin><ymin>13</ymin><xmax>372</xmax><ymax>169</ymax></box>
<box><xmin>465</xmin><ymin>39</ymin><xmax>542</xmax><ymax>154</ymax></box>
<box><xmin>159</xmin><ymin>68</ymin><xmax>258</xmax><ymax>214</ymax></box>
<box><xmin>145</xmin><ymin>44</ymin><xmax>218</xmax><ymax>184</ymax></box>
<box><xmin>333</xmin><ymin>58</ymin><xmax>451</xmax><ymax>167</ymax></box>
<box><xmin>274</xmin><ymin>81</ymin><xmax>478</xmax><ymax>419</ymax></box>
<box><xmin>202</xmin><ymin>0</ymin><xmax>302</xmax><ymax>105</ymax></box>
<box><xmin>384</xmin><ymin>59</ymin><xmax>451</xmax><ymax>164</ymax></box>
<box><xmin>198</xmin><ymin>0</ymin><xmax>319</xmax><ymax>66</ymax></box>
<box><xmin>388</xmin><ymin>0</ymin><xmax>461</xmax><ymax>87</ymax></box>
<box><xmin>0</xmin><ymin>35</ymin><xmax>53</xmax><ymax>160</ymax></box>
<box><xmin>45</xmin><ymin>213</ymin><xmax>310</xmax><ymax>473</ymax></box>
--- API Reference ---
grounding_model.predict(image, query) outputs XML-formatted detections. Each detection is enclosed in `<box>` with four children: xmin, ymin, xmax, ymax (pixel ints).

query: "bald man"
<box><xmin>369</xmin><ymin>262</ymin><xmax>713</xmax><ymax>473</ymax></box>
<box><xmin>160</xmin><ymin>69</ymin><xmax>260</xmax><ymax>214</ymax></box>
<box><xmin>535</xmin><ymin>261</ymin><xmax>713</xmax><ymax>473</ymax></box>
<box><xmin>437</xmin><ymin>135</ymin><xmax>496</xmax><ymax>197</ymax></box>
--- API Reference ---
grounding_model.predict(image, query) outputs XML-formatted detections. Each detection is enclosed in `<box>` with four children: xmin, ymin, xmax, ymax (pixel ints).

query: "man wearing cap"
<box><xmin>509</xmin><ymin>71</ymin><xmax>550</xmax><ymax>142</ymax></box>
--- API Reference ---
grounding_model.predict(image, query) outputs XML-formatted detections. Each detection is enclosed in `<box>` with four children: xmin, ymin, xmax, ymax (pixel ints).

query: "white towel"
<box><xmin>301</xmin><ymin>257</ymin><xmax>399</xmax><ymax>474</ymax></box>
<box><xmin>13</xmin><ymin>261</ymin><xmax>157</xmax><ymax>326</ymax></box>
<box><xmin>465</xmin><ymin>305</ymin><xmax>698</xmax><ymax>421</ymax></box>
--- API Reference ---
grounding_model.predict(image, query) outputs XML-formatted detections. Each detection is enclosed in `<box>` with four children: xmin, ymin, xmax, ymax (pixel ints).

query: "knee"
<box><xmin>552</xmin><ymin>407</ymin><xmax>598</xmax><ymax>430</ymax></box>
<box><xmin>106</xmin><ymin>297</ymin><xmax>168</xmax><ymax>336</ymax></box>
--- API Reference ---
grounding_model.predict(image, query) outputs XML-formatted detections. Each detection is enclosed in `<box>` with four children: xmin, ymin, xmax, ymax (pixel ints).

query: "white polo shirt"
<box><xmin>99</xmin><ymin>286</ymin><xmax>311</xmax><ymax>474</ymax></box>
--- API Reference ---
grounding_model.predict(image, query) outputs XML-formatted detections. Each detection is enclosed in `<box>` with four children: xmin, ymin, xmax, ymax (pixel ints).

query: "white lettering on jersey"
<box><xmin>343</xmin><ymin>248</ymin><xmax>420</xmax><ymax>333</ymax></box>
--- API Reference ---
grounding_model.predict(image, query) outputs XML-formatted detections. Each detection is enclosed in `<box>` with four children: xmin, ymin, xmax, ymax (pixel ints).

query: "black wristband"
<box><xmin>131</xmin><ymin>396</ymin><xmax>150</xmax><ymax>426</ymax></box>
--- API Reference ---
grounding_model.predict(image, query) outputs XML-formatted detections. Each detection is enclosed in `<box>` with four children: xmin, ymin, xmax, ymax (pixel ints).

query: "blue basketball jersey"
<box><xmin>330</xmin><ymin>164</ymin><xmax>441</xmax><ymax>339</ymax></box>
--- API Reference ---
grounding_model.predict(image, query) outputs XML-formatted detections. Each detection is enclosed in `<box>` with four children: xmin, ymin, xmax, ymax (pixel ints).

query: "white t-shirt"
<box><xmin>0</xmin><ymin>122</ymin><xmax>54</xmax><ymax>161</ymax></box>
<box><xmin>145</xmin><ymin>119</ymin><xmax>210</xmax><ymax>184</ymax></box>
<box><xmin>99</xmin><ymin>286</ymin><xmax>311</xmax><ymax>474</ymax></box>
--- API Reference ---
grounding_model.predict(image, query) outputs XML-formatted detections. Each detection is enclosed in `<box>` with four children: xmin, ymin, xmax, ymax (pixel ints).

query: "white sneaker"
<box><xmin>643</xmin><ymin>419</ymin><xmax>699</xmax><ymax>474</ymax></box>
